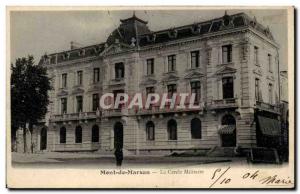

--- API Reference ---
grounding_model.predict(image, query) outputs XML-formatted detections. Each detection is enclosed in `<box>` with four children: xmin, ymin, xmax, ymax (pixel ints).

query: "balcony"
<box><xmin>256</xmin><ymin>101</ymin><xmax>280</xmax><ymax>114</ymax></box>
<box><xmin>136</xmin><ymin>102</ymin><xmax>205</xmax><ymax>116</ymax></box>
<box><xmin>50</xmin><ymin>111</ymin><xmax>99</xmax><ymax>122</ymax></box>
<box><xmin>109</xmin><ymin>78</ymin><xmax>125</xmax><ymax>86</ymax></box>
<box><xmin>209</xmin><ymin>98</ymin><xmax>238</xmax><ymax>109</ymax></box>
<box><xmin>102</xmin><ymin>108</ymin><xmax>129</xmax><ymax>118</ymax></box>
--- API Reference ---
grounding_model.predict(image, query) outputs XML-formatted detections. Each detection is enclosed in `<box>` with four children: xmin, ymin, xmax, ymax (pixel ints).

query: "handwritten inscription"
<box><xmin>209</xmin><ymin>167</ymin><xmax>293</xmax><ymax>188</ymax></box>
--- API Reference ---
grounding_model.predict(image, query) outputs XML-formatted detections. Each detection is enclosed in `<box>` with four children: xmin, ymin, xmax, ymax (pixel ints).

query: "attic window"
<box><xmin>168</xmin><ymin>29</ymin><xmax>178</xmax><ymax>38</ymax></box>
<box><xmin>223</xmin><ymin>15</ymin><xmax>231</xmax><ymax>26</ymax></box>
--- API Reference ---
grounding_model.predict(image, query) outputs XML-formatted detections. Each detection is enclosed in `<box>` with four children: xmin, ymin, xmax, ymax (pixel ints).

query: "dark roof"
<box><xmin>40</xmin><ymin>12</ymin><xmax>276</xmax><ymax>65</ymax></box>
<box><xmin>138</xmin><ymin>13</ymin><xmax>275</xmax><ymax>46</ymax></box>
<box><xmin>106</xmin><ymin>14</ymin><xmax>151</xmax><ymax>46</ymax></box>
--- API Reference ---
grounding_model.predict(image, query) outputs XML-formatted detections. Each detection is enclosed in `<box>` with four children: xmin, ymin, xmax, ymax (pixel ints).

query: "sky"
<box><xmin>10</xmin><ymin>8</ymin><xmax>288</xmax><ymax>71</ymax></box>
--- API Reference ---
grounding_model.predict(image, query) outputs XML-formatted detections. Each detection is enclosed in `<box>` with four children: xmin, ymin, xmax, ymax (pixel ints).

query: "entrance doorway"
<box><xmin>40</xmin><ymin>127</ymin><xmax>47</xmax><ymax>150</ymax></box>
<box><xmin>220</xmin><ymin>114</ymin><xmax>236</xmax><ymax>147</ymax></box>
<box><xmin>114</xmin><ymin>122</ymin><xmax>123</xmax><ymax>149</ymax></box>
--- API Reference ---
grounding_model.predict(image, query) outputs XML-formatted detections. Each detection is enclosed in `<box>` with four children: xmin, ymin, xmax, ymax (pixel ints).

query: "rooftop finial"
<box><xmin>224</xmin><ymin>10</ymin><xmax>228</xmax><ymax>16</ymax></box>
<box><xmin>133</xmin><ymin>11</ymin><xmax>136</xmax><ymax>18</ymax></box>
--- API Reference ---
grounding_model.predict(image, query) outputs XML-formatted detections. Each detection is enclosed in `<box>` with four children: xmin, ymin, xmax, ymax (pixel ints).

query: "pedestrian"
<box><xmin>114</xmin><ymin>148</ymin><xmax>123</xmax><ymax>167</ymax></box>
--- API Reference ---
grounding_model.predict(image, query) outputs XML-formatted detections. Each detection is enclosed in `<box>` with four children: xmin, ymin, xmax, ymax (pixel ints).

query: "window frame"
<box><xmin>146</xmin><ymin>58</ymin><xmax>154</xmax><ymax>75</ymax></box>
<box><xmin>92</xmin><ymin>93</ymin><xmax>99</xmax><ymax>111</ymax></box>
<box><xmin>222</xmin><ymin>77</ymin><xmax>234</xmax><ymax>99</ymax></box>
<box><xmin>191</xmin><ymin>118</ymin><xmax>202</xmax><ymax>139</ymax></box>
<box><xmin>115</xmin><ymin>62</ymin><xmax>125</xmax><ymax>79</ymax></box>
<box><xmin>93</xmin><ymin>68</ymin><xmax>100</xmax><ymax>83</ymax></box>
<box><xmin>61</xmin><ymin>97</ymin><xmax>67</xmax><ymax>114</ymax></box>
<box><xmin>59</xmin><ymin>127</ymin><xmax>66</xmax><ymax>144</ymax></box>
<box><xmin>62</xmin><ymin>73</ymin><xmax>67</xmax><ymax>88</ymax></box>
<box><xmin>77</xmin><ymin>70</ymin><xmax>83</xmax><ymax>86</ymax></box>
<box><xmin>75</xmin><ymin>126</ymin><xmax>82</xmax><ymax>144</ymax></box>
<box><xmin>167</xmin><ymin>119</ymin><xmax>177</xmax><ymax>140</ymax></box>
<box><xmin>191</xmin><ymin>50</ymin><xmax>200</xmax><ymax>68</ymax></box>
<box><xmin>222</xmin><ymin>45</ymin><xmax>232</xmax><ymax>64</ymax></box>
<box><xmin>167</xmin><ymin>55</ymin><xmax>176</xmax><ymax>72</ymax></box>
<box><xmin>190</xmin><ymin>81</ymin><xmax>201</xmax><ymax>104</ymax></box>
<box><xmin>91</xmin><ymin>125</ymin><xmax>99</xmax><ymax>143</ymax></box>
<box><xmin>76</xmin><ymin>95</ymin><xmax>83</xmax><ymax>113</ymax></box>
<box><xmin>146</xmin><ymin>121</ymin><xmax>155</xmax><ymax>141</ymax></box>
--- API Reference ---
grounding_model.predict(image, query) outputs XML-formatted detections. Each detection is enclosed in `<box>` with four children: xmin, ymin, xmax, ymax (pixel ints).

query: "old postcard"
<box><xmin>6</xmin><ymin>6</ymin><xmax>294</xmax><ymax>189</ymax></box>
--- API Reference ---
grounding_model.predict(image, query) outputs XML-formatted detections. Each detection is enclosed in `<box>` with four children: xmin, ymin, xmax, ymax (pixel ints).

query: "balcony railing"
<box><xmin>101</xmin><ymin>108</ymin><xmax>130</xmax><ymax>117</ymax></box>
<box><xmin>256</xmin><ymin>101</ymin><xmax>280</xmax><ymax>113</ymax></box>
<box><xmin>50</xmin><ymin>111</ymin><xmax>99</xmax><ymax>122</ymax></box>
<box><xmin>136</xmin><ymin>102</ymin><xmax>205</xmax><ymax>116</ymax></box>
<box><xmin>209</xmin><ymin>98</ymin><xmax>238</xmax><ymax>109</ymax></box>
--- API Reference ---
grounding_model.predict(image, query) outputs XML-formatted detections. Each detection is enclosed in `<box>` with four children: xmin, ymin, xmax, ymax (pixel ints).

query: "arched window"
<box><xmin>167</xmin><ymin>119</ymin><xmax>177</xmax><ymax>140</ymax></box>
<box><xmin>221</xmin><ymin>114</ymin><xmax>236</xmax><ymax>125</ymax></box>
<box><xmin>75</xmin><ymin>126</ymin><xmax>82</xmax><ymax>143</ymax></box>
<box><xmin>146</xmin><ymin>121</ymin><xmax>155</xmax><ymax>141</ymax></box>
<box><xmin>60</xmin><ymin>127</ymin><xmax>66</xmax><ymax>143</ymax></box>
<box><xmin>191</xmin><ymin>118</ymin><xmax>202</xmax><ymax>139</ymax></box>
<box><xmin>91</xmin><ymin>125</ymin><xmax>99</xmax><ymax>143</ymax></box>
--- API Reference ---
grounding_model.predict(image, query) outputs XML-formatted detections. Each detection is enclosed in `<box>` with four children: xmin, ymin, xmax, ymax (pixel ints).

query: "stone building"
<box><xmin>16</xmin><ymin>12</ymin><xmax>283</xmax><ymax>154</ymax></box>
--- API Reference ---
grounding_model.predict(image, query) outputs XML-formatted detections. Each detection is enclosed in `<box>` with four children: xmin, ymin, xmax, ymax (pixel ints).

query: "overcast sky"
<box><xmin>10</xmin><ymin>9</ymin><xmax>288</xmax><ymax>70</ymax></box>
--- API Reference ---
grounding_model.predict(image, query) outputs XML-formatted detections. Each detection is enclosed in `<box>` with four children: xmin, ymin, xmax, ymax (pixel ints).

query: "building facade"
<box><xmin>16</xmin><ymin>12</ymin><xmax>283</xmax><ymax>154</ymax></box>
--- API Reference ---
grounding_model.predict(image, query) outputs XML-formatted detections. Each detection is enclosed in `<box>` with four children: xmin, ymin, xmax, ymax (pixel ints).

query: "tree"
<box><xmin>11</xmin><ymin>55</ymin><xmax>52</xmax><ymax>153</ymax></box>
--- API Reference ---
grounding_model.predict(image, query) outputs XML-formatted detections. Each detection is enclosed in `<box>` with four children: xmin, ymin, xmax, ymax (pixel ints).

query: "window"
<box><xmin>113</xmin><ymin>90</ymin><xmax>125</xmax><ymax>109</ymax></box>
<box><xmin>190</xmin><ymin>81</ymin><xmax>201</xmax><ymax>103</ymax></box>
<box><xmin>91</xmin><ymin>125</ymin><xmax>99</xmax><ymax>143</ymax></box>
<box><xmin>115</xmin><ymin>62</ymin><xmax>125</xmax><ymax>79</ymax></box>
<box><xmin>268</xmin><ymin>83</ymin><xmax>273</xmax><ymax>104</ymax></box>
<box><xmin>222</xmin><ymin>77</ymin><xmax>234</xmax><ymax>99</ymax></box>
<box><xmin>62</xmin><ymin>73</ymin><xmax>67</xmax><ymax>88</ymax></box>
<box><xmin>59</xmin><ymin>127</ymin><xmax>66</xmax><ymax>143</ymax></box>
<box><xmin>93</xmin><ymin>68</ymin><xmax>100</xmax><ymax>83</ymax></box>
<box><xmin>75</xmin><ymin>126</ymin><xmax>82</xmax><ymax>143</ymax></box>
<box><xmin>268</xmin><ymin>54</ymin><xmax>272</xmax><ymax>72</ymax></box>
<box><xmin>61</xmin><ymin>98</ymin><xmax>67</xmax><ymax>114</ymax></box>
<box><xmin>191</xmin><ymin>118</ymin><xmax>202</xmax><ymax>139</ymax></box>
<box><xmin>146</xmin><ymin>87</ymin><xmax>155</xmax><ymax>109</ymax></box>
<box><xmin>92</xmin><ymin>93</ymin><xmax>99</xmax><ymax>111</ymax></box>
<box><xmin>167</xmin><ymin>84</ymin><xmax>177</xmax><ymax>97</ymax></box>
<box><xmin>191</xmin><ymin>51</ymin><xmax>200</xmax><ymax>68</ymax></box>
<box><xmin>77</xmin><ymin>71</ymin><xmax>83</xmax><ymax>85</ymax></box>
<box><xmin>222</xmin><ymin>45</ymin><xmax>232</xmax><ymax>63</ymax></box>
<box><xmin>146</xmin><ymin>121</ymin><xmax>155</xmax><ymax>141</ymax></box>
<box><xmin>167</xmin><ymin>119</ymin><xmax>177</xmax><ymax>140</ymax></box>
<box><xmin>168</xmin><ymin>55</ymin><xmax>176</xmax><ymax>72</ymax></box>
<box><xmin>255</xmin><ymin>78</ymin><xmax>261</xmax><ymax>101</ymax></box>
<box><xmin>76</xmin><ymin>96</ymin><xmax>83</xmax><ymax>113</ymax></box>
<box><xmin>146</xmin><ymin>58</ymin><xmax>154</xmax><ymax>75</ymax></box>
<box><xmin>254</xmin><ymin>46</ymin><xmax>259</xmax><ymax>65</ymax></box>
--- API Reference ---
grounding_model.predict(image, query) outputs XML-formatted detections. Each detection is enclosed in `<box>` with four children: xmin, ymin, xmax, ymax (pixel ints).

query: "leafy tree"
<box><xmin>11</xmin><ymin>55</ymin><xmax>52</xmax><ymax>153</ymax></box>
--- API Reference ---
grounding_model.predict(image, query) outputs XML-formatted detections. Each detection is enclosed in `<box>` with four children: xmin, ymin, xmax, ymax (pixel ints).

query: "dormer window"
<box><xmin>115</xmin><ymin>62</ymin><xmax>124</xmax><ymax>79</ymax></box>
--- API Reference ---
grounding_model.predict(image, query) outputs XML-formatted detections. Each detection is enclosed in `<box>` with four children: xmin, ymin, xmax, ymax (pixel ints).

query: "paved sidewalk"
<box><xmin>11</xmin><ymin>152</ymin><xmax>248</xmax><ymax>168</ymax></box>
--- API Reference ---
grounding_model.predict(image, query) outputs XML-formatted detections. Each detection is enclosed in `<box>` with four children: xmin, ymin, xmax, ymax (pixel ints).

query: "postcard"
<box><xmin>6</xmin><ymin>6</ymin><xmax>294</xmax><ymax>189</ymax></box>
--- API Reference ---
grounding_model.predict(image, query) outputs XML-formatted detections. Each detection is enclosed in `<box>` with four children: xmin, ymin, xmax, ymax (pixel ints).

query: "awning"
<box><xmin>257</xmin><ymin>116</ymin><xmax>281</xmax><ymax>136</ymax></box>
<box><xmin>218</xmin><ymin>125</ymin><xmax>236</xmax><ymax>134</ymax></box>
